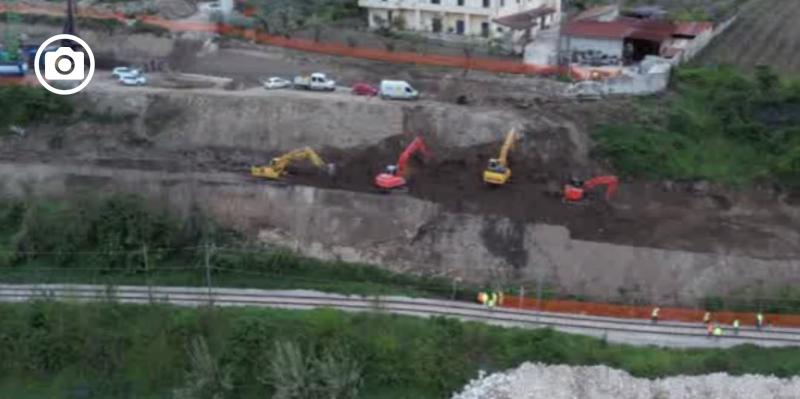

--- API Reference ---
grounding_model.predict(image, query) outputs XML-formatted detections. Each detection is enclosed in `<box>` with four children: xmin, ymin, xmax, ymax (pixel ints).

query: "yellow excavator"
<box><xmin>251</xmin><ymin>147</ymin><xmax>333</xmax><ymax>180</ymax></box>
<box><xmin>483</xmin><ymin>128</ymin><xmax>518</xmax><ymax>186</ymax></box>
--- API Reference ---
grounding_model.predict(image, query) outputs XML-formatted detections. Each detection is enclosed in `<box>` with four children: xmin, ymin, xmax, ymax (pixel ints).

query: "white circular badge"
<box><xmin>34</xmin><ymin>34</ymin><xmax>95</xmax><ymax>96</ymax></box>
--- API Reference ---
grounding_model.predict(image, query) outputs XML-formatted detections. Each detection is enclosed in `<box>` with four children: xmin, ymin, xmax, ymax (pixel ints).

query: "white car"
<box><xmin>111</xmin><ymin>67</ymin><xmax>140</xmax><ymax>79</ymax></box>
<box><xmin>379</xmin><ymin>80</ymin><xmax>419</xmax><ymax>100</ymax></box>
<box><xmin>262</xmin><ymin>77</ymin><xmax>291</xmax><ymax>90</ymax></box>
<box><xmin>119</xmin><ymin>74</ymin><xmax>147</xmax><ymax>86</ymax></box>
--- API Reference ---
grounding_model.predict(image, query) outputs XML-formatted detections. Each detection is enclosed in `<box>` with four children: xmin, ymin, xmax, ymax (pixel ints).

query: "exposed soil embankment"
<box><xmin>5</xmin><ymin>84</ymin><xmax>799</xmax><ymax>261</ymax></box>
<box><xmin>1</xmin><ymin>163</ymin><xmax>799</xmax><ymax>305</ymax></box>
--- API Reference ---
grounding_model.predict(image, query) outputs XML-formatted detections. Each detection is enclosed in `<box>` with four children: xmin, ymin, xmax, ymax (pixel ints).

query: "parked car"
<box><xmin>379</xmin><ymin>80</ymin><xmax>419</xmax><ymax>100</ymax></box>
<box><xmin>351</xmin><ymin>82</ymin><xmax>379</xmax><ymax>96</ymax></box>
<box><xmin>111</xmin><ymin>67</ymin><xmax>139</xmax><ymax>79</ymax></box>
<box><xmin>119</xmin><ymin>74</ymin><xmax>147</xmax><ymax>86</ymax></box>
<box><xmin>262</xmin><ymin>77</ymin><xmax>291</xmax><ymax>90</ymax></box>
<box><xmin>293</xmin><ymin>72</ymin><xmax>336</xmax><ymax>91</ymax></box>
<box><xmin>199</xmin><ymin>2</ymin><xmax>221</xmax><ymax>12</ymax></box>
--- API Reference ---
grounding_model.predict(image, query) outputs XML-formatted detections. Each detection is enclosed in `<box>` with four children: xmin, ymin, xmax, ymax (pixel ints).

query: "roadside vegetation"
<box><xmin>1</xmin><ymin>301</ymin><xmax>800</xmax><ymax>398</ymax></box>
<box><xmin>595</xmin><ymin>66</ymin><xmax>800</xmax><ymax>188</ymax></box>
<box><xmin>0</xmin><ymin>86</ymin><xmax>72</xmax><ymax>136</ymax></box>
<box><xmin>0</xmin><ymin>195</ymin><xmax>473</xmax><ymax>299</ymax></box>
<box><xmin>0</xmin><ymin>12</ymin><xmax>170</xmax><ymax>36</ymax></box>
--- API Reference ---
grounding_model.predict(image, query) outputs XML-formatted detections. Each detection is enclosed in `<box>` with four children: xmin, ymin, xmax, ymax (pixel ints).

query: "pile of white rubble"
<box><xmin>451</xmin><ymin>363</ymin><xmax>800</xmax><ymax>399</ymax></box>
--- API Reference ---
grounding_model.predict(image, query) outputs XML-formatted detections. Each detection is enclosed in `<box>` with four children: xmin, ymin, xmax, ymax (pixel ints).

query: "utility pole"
<box><xmin>519</xmin><ymin>285</ymin><xmax>525</xmax><ymax>310</ymax></box>
<box><xmin>143</xmin><ymin>244</ymin><xmax>152</xmax><ymax>303</ymax></box>
<box><xmin>204</xmin><ymin>242</ymin><xmax>213</xmax><ymax>305</ymax></box>
<box><xmin>63</xmin><ymin>0</ymin><xmax>77</xmax><ymax>36</ymax></box>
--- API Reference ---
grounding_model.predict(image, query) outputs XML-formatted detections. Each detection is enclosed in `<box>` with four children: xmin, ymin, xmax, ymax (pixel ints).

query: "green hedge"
<box><xmin>1</xmin><ymin>301</ymin><xmax>799</xmax><ymax>399</ymax></box>
<box><xmin>0</xmin><ymin>86</ymin><xmax>72</xmax><ymax>136</ymax></box>
<box><xmin>595</xmin><ymin>66</ymin><xmax>800</xmax><ymax>187</ymax></box>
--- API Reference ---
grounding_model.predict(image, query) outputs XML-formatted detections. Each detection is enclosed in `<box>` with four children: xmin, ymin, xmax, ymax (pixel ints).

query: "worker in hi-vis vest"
<box><xmin>756</xmin><ymin>312</ymin><xmax>764</xmax><ymax>330</ymax></box>
<box><xmin>477</xmin><ymin>292</ymin><xmax>488</xmax><ymax>305</ymax></box>
<box><xmin>651</xmin><ymin>307</ymin><xmax>660</xmax><ymax>324</ymax></box>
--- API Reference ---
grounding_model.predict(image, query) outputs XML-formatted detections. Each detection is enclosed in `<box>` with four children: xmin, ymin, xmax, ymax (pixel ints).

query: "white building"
<box><xmin>358</xmin><ymin>0</ymin><xmax>562</xmax><ymax>41</ymax></box>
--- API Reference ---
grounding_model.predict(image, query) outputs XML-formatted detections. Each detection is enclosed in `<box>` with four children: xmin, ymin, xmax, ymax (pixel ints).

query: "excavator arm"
<box><xmin>584</xmin><ymin>175</ymin><xmax>619</xmax><ymax>201</ymax></box>
<box><xmin>396</xmin><ymin>137</ymin><xmax>430</xmax><ymax>177</ymax></box>
<box><xmin>375</xmin><ymin>136</ymin><xmax>430</xmax><ymax>190</ymax></box>
<box><xmin>483</xmin><ymin>128</ymin><xmax>517</xmax><ymax>185</ymax></box>
<box><xmin>251</xmin><ymin>147</ymin><xmax>328</xmax><ymax>180</ymax></box>
<box><xmin>497</xmin><ymin>128</ymin><xmax>517</xmax><ymax>167</ymax></box>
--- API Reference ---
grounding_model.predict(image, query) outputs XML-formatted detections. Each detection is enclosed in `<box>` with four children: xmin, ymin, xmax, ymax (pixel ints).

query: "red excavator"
<box><xmin>563</xmin><ymin>175</ymin><xmax>619</xmax><ymax>203</ymax></box>
<box><xmin>375</xmin><ymin>136</ymin><xmax>430</xmax><ymax>191</ymax></box>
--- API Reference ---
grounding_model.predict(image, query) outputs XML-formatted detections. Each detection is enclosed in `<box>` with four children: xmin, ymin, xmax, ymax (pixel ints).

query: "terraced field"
<box><xmin>699</xmin><ymin>0</ymin><xmax>800</xmax><ymax>75</ymax></box>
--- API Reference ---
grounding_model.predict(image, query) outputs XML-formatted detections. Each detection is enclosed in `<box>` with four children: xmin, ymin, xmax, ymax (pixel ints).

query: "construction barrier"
<box><xmin>1</xmin><ymin>3</ymin><xmax>578</xmax><ymax>78</ymax></box>
<box><xmin>502</xmin><ymin>296</ymin><xmax>800</xmax><ymax>329</ymax></box>
<box><xmin>218</xmin><ymin>25</ymin><xmax>570</xmax><ymax>77</ymax></box>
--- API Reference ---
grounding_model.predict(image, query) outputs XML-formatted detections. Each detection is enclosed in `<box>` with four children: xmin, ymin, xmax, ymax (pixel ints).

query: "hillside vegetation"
<box><xmin>698</xmin><ymin>0</ymin><xmax>800</xmax><ymax>74</ymax></box>
<box><xmin>595</xmin><ymin>67</ymin><xmax>800</xmax><ymax>187</ymax></box>
<box><xmin>2</xmin><ymin>301</ymin><xmax>800</xmax><ymax>398</ymax></box>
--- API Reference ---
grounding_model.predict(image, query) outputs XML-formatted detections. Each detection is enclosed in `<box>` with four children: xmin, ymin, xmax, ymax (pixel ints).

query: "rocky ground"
<box><xmin>451</xmin><ymin>363</ymin><xmax>800</xmax><ymax>399</ymax></box>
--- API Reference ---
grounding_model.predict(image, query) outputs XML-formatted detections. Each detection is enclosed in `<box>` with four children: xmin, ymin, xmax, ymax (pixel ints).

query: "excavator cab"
<box><xmin>483</xmin><ymin>128</ymin><xmax>517</xmax><ymax>186</ymax></box>
<box><xmin>563</xmin><ymin>175</ymin><xmax>618</xmax><ymax>203</ymax></box>
<box><xmin>375</xmin><ymin>137</ymin><xmax>430</xmax><ymax>191</ymax></box>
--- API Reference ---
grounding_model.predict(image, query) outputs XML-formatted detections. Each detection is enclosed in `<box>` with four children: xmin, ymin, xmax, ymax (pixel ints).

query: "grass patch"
<box><xmin>595</xmin><ymin>66</ymin><xmax>800</xmax><ymax>187</ymax></box>
<box><xmin>0</xmin><ymin>86</ymin><xmax>72</xmax><ymax>136</ymax></box>
<box><xmin>0</xmin><ymin>301</ymin><xmax>799</xmax><ymax>398</ymax></box>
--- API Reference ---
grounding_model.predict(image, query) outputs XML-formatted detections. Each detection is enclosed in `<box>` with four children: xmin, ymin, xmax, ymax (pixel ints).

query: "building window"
<box><xmin>431</xmin><ymin>0</ymin><xmax>440</xmax><ymax>4</ymax></box>
<box><xmin>456</xmin><ymin>20</ymin><xmax>465</xmax><ymax>35</ymax></box>
<box><xmin>481</xmin><ymin>22</ymin><xmax>490</xmax><ymax>38</ymax></box>
<box><xmin>458</xmin><ymin>0</ymin><xmax>464</xmax><ymax>5</ymax></box>
<box><xmin>483</xmin><ymin>0</ymin><xmax>491</xmax><ymax>7</ymax></box>
<box><xmin>432</xmin><ymin>18</ymin><xmax>442</xmax><ymax>33</ymax></box>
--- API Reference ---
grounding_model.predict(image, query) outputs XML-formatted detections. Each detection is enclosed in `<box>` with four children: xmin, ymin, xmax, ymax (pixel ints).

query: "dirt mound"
<box><xmin>453</xmin><ymin>363</ymin><xmax>800</xmax><ymax>399</ymax></box>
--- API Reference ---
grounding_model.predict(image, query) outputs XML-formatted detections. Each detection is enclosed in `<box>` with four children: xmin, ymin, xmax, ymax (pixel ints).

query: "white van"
<box><xmin>379</xmin><ymin>80</ymin><xmax>419</xmax><ymax>100</ymax></box>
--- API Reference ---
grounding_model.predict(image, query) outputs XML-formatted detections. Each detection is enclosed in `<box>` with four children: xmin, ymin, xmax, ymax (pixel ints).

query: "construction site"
<box><xmin>1</xmin><ymin>0</ymin><xmax>800</xmax><ymax>397</ymax></box>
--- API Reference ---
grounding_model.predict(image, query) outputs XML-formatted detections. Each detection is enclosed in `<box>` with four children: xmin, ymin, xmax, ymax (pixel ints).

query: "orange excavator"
<box><xmin>563</xmin><ymin>175</ymin><xmax>619</xmax><ymax>203</ymax></box>
<box><xmin>375</xmin><ymin>136</ymin><xmax>430</xmax><ymax>191</ymax></box>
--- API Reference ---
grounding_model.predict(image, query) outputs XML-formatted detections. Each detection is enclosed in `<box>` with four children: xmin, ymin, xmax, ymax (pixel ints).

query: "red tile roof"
<box><xmin>674</xmin><ymin>21</ymin><xmax>713</xmax><ymax>37</ymax></box>
<box><xmin>563</xmin><ymin>17</ymin><xmax>676</xmax><ymax>42</ymax></box>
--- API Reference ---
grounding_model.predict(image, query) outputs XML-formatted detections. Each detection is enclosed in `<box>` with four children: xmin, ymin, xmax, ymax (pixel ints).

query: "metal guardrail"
<box><xmin>2</xmin><ymin>284</ymin><xmax>800</xmax><ymax>348</ymax></box>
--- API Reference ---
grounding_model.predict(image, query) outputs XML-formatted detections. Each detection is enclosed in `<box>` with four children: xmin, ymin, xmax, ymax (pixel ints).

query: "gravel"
<box><xmin>451</xmin><ymin>363</ymin><xmax>800</xmax><ymax>399</ymax></box>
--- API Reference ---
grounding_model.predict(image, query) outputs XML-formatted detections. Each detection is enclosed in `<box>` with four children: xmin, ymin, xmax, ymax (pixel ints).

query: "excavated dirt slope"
<box><xmin>3</xmin><ymin>82</ymin><xmax>798</xmax><ymax>261</ymax></box>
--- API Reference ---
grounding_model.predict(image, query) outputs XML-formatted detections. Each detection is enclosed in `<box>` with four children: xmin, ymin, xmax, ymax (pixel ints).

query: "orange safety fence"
<box><xmin>220</xmin><ymin>25</ymin><xmax>568</xmax><ymax>77</ymax></box>
<box><xmin>1</xmin><ymin>3</ymin><xmax>580</xmax><ymax>78</ymax></box>
<box><xmin>501</xmin><ymin>295</ymin><xmax>800</xmax><ymax>328</ymax></box>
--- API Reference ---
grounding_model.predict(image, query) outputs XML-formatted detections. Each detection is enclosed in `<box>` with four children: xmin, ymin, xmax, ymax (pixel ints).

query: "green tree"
<box><xmin>173</xmin><ymin>336</ymin><xmax>233</xmax><ymax>399</ymax></box>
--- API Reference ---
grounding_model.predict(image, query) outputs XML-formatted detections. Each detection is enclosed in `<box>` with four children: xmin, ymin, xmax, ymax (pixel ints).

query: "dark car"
<box><xmin>351</xmin><ymin>82</ymin><xmax>379</xmax><ymax>96</ymax></box>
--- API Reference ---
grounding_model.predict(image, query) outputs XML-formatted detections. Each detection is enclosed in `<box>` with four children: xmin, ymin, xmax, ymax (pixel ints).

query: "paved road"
<box><xmin>2</xmin><ymin>284</ymin><xmax>799</xmax><ymax>349</ymax></box>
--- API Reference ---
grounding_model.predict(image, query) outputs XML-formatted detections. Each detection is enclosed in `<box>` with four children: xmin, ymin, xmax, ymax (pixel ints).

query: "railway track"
<box><xmin>2</xmin><ymin>284</ymin><xmax>800</xmax><ymax>348</ymax></box>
